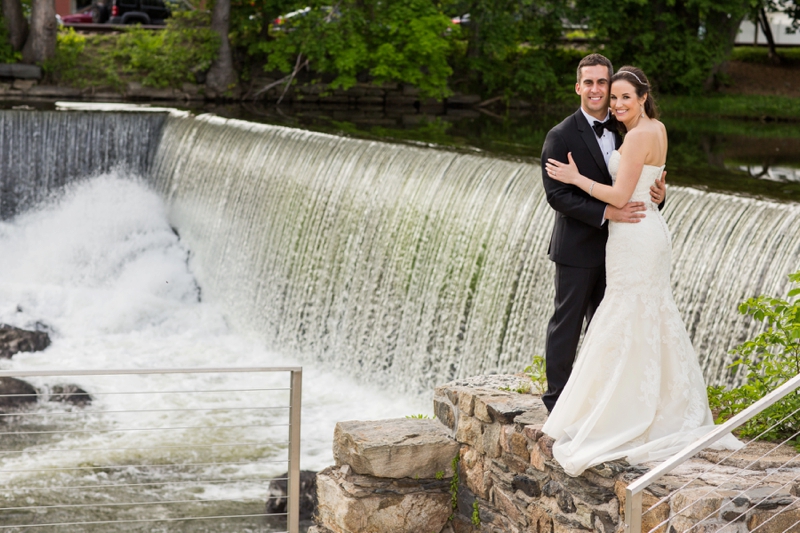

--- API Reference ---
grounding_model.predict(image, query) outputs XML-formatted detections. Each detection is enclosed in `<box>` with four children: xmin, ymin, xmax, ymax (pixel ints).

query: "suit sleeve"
<box><xmin>541</xmin><ymin>129</ymin><xmax>608</xmax><ymax>229</ymax></box>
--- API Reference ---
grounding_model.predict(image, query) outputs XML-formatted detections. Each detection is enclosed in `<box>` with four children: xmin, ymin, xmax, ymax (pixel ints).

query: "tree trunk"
<box><xmin>1</xmin><ymin>0</ymin><xmax>29</xmax><ymax>51</ymax></box>
<box><xmin>704</xmin><ymin>11</ymin><xmax>747</xmax><ymax>90</ymax></box>
<box><xmin>758</xmin><ymin>7</ymin><xmax>781</xmax><ymax>64</ymax></box>
<box><xmin>21</xmin><ymin>0</ymin><xmax>57</xmax><ymax>65</ymax></box>
<box><xmin>205</xmin><ymin>0</ymin><xmax>237</xmax><ymax>98</ymax></box>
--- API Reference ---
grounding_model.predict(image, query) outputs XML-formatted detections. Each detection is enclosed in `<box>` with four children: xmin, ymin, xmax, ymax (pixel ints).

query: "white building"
<box><xmin>736</xmin><ymin>12</ymin><xmax>800</xmax><ymax>46</ymax></box>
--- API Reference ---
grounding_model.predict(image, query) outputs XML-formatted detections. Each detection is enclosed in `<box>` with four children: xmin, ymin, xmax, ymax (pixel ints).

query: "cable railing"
<box><xmin>0</xmin><ymin>367</ymin><xmax>302</xmax><ymax>533</ymax></box>
<box><xmin>624</xmin><ymin>372</ymin><xmax>800</xmax><ymax>533</ymax></box>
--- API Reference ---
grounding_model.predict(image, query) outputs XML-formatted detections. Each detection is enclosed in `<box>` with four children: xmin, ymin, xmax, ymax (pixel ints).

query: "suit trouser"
<box><xmin>541</xmin><ymin>262</ymin><xmax>605</xmax><ymax>413</ymax></box>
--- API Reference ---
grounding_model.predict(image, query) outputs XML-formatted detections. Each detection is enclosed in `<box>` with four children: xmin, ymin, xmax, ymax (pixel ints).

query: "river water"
<box><xmin>0</xmin><ymin>175</ymin><xmax>426</xmax><ymax>531</ymax></box>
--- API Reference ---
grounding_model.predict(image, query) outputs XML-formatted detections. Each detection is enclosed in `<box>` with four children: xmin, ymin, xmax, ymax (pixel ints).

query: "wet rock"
<box><xmin>0</xmin><ymin>377</ymin><xmax>38</xmax><ymax>408</ymax></box>
<box><xmin>264</xmin><ymin>470</ymin><xmax>317</xmax><ymax>521</ymax></box>
<box><xmin>0</xmin><ymin>324</ymin><xmax>51</xmax><ymax>358</ymax></box>
<box><xmin>48</xmin><ymin>384</ymin><xmax>92</xmax><ymax>406</ymax></box>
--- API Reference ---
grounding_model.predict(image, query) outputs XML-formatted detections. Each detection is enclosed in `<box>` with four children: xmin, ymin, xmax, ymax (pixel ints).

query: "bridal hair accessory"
<box><xmin>622</xmin><ymin>70</ymin><xmax>646</xmax><ymax>86</ymax></box>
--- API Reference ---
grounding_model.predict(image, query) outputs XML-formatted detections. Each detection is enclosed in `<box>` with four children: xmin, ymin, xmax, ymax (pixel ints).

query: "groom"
<box><xmin>540</xmin><ymin>53</ymin><xmax>666</xmax><ymax>413</ymax></box>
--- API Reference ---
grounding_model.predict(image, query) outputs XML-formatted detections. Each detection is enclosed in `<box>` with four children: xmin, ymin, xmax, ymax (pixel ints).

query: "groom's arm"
<box><xmin>541</xmin><ymin>129</ymin><xmax>607</xmax><ymax>228</ymax></box>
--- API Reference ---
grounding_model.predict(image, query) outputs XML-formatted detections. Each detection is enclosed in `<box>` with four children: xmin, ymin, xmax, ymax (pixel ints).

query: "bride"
<box><xmin>542</xmin><ymin>66</ymin><xmax>742</xmax><ymax>477</ymax></box>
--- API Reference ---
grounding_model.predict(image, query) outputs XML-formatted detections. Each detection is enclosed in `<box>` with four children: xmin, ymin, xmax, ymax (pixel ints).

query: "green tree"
<box><xmin>451</xmin><ymin>0</ymin><xmax>571</xmax><ymax>100</ymax></box>
<box><xmin>251</xmin><ymin>0</ymin><xmax>459</xmax><ymax>99</ymax></box>
<box><xmin>576</xmin><ymin>0</ymin><xmax>751</xmax><ymax>93</ymax></box>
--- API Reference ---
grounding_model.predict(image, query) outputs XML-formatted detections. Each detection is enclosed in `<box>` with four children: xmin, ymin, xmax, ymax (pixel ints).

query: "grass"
<box><xmin>730</xmin><ymin>45</ymin><xmax>800</xmax><ymax>64</ymax></box>
<box><xmin>659</xmin><ymin>94</ymin><xmax>800</xmax><ymax>121</ymax></box>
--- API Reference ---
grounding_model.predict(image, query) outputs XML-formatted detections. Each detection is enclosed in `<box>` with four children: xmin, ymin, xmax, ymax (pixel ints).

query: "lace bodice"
<box><xmin>541</xmin><ymin>150</ymin><xmax>743</xmax><ymax>476</ymax></box>
<box><xmin>608</xmin><ymin>150</ymin><xmax>665</xmax><ymax>205</ymax></box>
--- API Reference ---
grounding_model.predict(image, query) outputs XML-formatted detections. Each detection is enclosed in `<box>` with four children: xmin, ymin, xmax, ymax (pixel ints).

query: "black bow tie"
<box><xmin>592</xmin><ymin>119</ymin><xmax>615</xmax><ymax>138</ymax></box>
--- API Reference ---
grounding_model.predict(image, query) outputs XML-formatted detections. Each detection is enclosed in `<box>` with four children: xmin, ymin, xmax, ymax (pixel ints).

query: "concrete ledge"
<box><xmin>0</xmin><ymin>64</ymin><xmax>42</xmax><ymax>80</ymax></box>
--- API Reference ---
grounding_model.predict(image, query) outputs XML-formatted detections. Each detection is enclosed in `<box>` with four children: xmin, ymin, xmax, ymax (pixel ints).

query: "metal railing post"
<box><xmin>287</xmin><ymin>369</ymin><xmax>302</xmax><ymax>533</ymax></box>
<box><xmin>625</xmin><ymin>489</ymin><xmax>642</xmax><ymax>533</ymax></box>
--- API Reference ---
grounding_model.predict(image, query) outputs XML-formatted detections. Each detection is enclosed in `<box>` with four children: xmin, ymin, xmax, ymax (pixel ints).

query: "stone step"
<box><xmin>333</xmin><ymin>418</ymin><xmax>460</xmax><ymax>479</ymax></box>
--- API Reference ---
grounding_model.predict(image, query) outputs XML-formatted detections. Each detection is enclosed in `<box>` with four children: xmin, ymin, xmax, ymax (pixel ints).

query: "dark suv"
<box><xmin>107</xmin><ymin>0</ymin><xmax>170</xmax><ymax>25</ymax></box>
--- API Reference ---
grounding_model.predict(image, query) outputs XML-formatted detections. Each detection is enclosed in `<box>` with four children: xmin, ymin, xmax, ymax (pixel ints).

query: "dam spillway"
<box><xmin>3</xmin><ymin>108</ymin><xmax>800</xmax><ymax>391</ymax></box>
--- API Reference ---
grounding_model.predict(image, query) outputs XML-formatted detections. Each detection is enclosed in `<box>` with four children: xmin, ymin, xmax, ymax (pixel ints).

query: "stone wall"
<box><xmin>0</xmin><ymin>69</ymin><xmax>532</xmax><ymax>109</ymax></box>
<box><xmin>312</xmin><ymin>375</ymin><xmax>800</xmax><ymax>533</ymax></box>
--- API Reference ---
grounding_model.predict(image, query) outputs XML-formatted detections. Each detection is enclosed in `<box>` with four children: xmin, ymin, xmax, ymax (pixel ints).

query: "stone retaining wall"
<box><xmin>311</xmin><ymin>375</ymin><xmax>800</xmax><ymax>533</ymax></box>
<box><xmin>0</xmin><ymin>75</ymin><xmax>532</xmax><ymax>109</ymax></box>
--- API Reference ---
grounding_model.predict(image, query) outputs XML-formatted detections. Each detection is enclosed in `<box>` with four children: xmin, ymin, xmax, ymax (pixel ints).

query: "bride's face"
<box><xmin>610</xmin><ymin>80</ymin><xmax>646</xmax><ymax>126</ymax></box>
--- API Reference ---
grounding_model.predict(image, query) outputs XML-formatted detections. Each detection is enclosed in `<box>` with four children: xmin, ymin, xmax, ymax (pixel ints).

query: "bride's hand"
<box><xmin>545</xmin><ymin>153</ymin><xmax>581</xmax><ymax>184</ymax></box>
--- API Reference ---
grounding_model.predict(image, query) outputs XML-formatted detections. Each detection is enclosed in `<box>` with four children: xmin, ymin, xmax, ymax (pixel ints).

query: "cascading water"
<box><xmin>149</xmin><ymin>112</ymin><xmax>799</xmax><ymax>390</ymax></box>
<box><xmin>0</xmin><ymin>110</ymin><xmax>165</xmax><ymax>218</ymax></box>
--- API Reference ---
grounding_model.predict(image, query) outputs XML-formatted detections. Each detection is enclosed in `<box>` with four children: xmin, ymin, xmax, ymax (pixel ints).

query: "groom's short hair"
<box><xmin>577</xmin><ymin>54</ymin><xmax>614</xmax><ymax>83</ymax></box>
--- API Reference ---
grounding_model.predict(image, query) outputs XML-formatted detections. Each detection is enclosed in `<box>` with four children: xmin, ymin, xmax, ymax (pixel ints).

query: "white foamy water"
<box><xmin>0</xmin><ymin>174</ymin><xmax>427</xmax><ymax>502</ymax></box>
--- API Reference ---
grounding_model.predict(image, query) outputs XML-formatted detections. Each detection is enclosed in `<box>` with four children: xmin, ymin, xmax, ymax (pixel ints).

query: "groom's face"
<box><xmin>576</xmin><ymin>65</ymin><xmax>611</xmax><ymax>120</ymax></box>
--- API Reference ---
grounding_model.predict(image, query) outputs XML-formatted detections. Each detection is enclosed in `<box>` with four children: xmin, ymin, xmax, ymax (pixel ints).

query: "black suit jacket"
<box><xmin>541</xmin><ymin>109</ymin><xmax>622</xmax><ymax>268</ymax></box>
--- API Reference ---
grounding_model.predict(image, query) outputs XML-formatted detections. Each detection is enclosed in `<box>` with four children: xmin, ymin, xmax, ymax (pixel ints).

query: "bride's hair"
<box><xmin>611</xmin><ymin>66</ymin><xmax>659</xmax><ymax>120</ymax></box>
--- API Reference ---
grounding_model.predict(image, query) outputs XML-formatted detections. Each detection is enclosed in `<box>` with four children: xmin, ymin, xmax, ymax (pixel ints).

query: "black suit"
<box><xmin>540</xmin><ymin>109</ymin><xmax>621</xmax><ymax>412</ymax></box>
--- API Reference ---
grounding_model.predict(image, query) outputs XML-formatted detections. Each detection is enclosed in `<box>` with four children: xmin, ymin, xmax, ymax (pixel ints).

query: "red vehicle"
<box><xmin>60</xmin><ymin>12</ymin><xmax>94</xmax><ymax>23</ymax></box>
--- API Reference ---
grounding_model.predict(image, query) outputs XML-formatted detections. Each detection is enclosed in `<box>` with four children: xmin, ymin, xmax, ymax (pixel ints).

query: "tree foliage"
<box><xmin>450</xmin><ymin>0</ymin><xmax>573</xmax><ymax>100</ymax></box>
<box><xmin>44</xmin><ymin>12</ymin><xmax>219</xmax><ymax>89</ymax></box>
<box><xmin>575</xmin><ymin>0</ymin><xmax>752</xmax><ymax>94</ymax></box>
<box><xmin>248</xmin><ymin>0</ymin><xmax>458</xmax><ymax>98</ymax></box>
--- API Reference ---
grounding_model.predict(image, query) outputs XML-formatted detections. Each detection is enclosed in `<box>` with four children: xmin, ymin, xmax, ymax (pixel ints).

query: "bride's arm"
<box><xmin>545</xmin><ymin>132</ymin><xmax>649</xmax><ymax>209</ymax></box>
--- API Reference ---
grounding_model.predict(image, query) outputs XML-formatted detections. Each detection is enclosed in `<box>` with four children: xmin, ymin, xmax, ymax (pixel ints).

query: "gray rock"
<box><xmin>0</xmin><ymin>324</ymin><xmax>51</xmax><ymax>358</ymax></box>
<box><xmin>265</xmin><ymin>470</ymin><xmax>317</xmax><ymax>520</ymax></box>
<box><xmin>333</xmin><ymin>418</ymin><xmax>459</xmax><ymax>479</ymax></box>
<box><xmin>315</xmin><ymin>465</ymin><xmax>451</xmax><ymax>533</ymax></box>
<box><xmin>48</xmin><ymin>384</ymin><xmax>92</xmax><ymax>406</ymax></box>
<box><xmin>543</xmin><ymin>480</ymin><xmax>576</xmax><ymax>513</ymax></box>
<box><xmin>512</xmin><ymin>473</ymin><xmax>543</xmax><ymax>498</ymax></box>
<box><xmin>0</xmin><ymin>377</ymin><xmax>37</xmax><ymax>408</ymax></box>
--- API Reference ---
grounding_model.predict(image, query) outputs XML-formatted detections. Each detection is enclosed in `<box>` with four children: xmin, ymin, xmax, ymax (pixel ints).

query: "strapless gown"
<box><xmin>541</xmin><ymin>150</ymin><xmax>742</xmax><ymax>477</ymax></box>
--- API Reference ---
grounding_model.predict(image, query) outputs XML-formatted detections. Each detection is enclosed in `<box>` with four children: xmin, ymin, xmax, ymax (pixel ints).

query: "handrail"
<box><xmin>624</xmin><ymin>371</ymin><xmax>800</xmax><ymax>533</ymax></box>
<box><xmin>0</xmin><ymin>366</ymin><xmax>302</xmax><ymax>533</ymax></box>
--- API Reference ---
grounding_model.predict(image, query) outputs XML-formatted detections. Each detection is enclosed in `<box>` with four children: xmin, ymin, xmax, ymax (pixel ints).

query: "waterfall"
<box><xmin>148</xmin><ymin>113</ymin><xmax>800</xmax><ymax>390</ymax></box>
<box><xmin>2</xmin><ymin>110</ymin><xmax>798</xmax><ymax>391</ymax></box>
<box><xmin>0</xmin><ymin>109</ymin><xmax>166</xmax><ymax>218</ymax></box>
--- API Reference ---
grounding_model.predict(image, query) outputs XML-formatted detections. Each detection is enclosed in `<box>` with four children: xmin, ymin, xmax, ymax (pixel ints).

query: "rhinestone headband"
<box><xmin>620</xmin><ymin>70</ymin><xmax>646</xmax><ymax>86</ymax></box>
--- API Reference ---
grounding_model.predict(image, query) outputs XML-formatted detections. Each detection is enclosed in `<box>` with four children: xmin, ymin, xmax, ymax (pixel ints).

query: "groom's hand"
<box><xmin>650</xmin><ymin>170</ymin><xmax>667</xmax><ymax>204</ymax></box>
<box><xmin>605</xmin><ymin>202</ymin><xmax>646</xmax><ymax>223</ymax></box>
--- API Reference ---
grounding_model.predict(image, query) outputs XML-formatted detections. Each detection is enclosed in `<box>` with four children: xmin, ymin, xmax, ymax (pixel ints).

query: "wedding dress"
<box><xmin>541</xmin><ymin>150</ymin><xmax>743</xmax><ymax>477</ymax></box>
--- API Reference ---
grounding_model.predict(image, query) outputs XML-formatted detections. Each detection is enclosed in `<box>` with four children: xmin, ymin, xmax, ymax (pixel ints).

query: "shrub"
<box><xmin>708</xmin><ymin>270</ymin><xmax>800</xmax><ymax>449</ymax></box>
<box><xmin>45</xmin><ymin>12</ymin><xmax>219</xmax><ymax>90</ymax></box>
<box><xmin>0</xmin><ymin>16</ymin><xmax>22</xmax><ymax>63</ymax></box>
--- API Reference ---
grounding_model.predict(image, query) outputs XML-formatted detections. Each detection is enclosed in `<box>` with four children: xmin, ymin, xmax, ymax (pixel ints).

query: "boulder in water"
<box><xmin>0</xmin><ymin>324</ymin><xmax>51</xmax><ymax>359</ymax></box>
<box><xmin>48</xmin><ymin>384</ymin><xmax>92</xmax><ymax>406</ymax></box>
<box><xmin>265</xmin><ymin>470</ymin><xmax>318</xmax><ymax>521</ymax></box>
<box><xmin>0</xmin><ymin>377</ymin><xmax>38</xmax><ymax>408</ymax></box>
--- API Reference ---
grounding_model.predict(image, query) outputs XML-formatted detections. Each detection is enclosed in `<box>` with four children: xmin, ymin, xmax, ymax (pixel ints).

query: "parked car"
<box><xmin>108</xmin><ymin>0</ymin><xmax>170</xmax><ymax>25</ymax></box>
<box><xmin>60</xmin><ymin>12</ymin><xmax>94</xmax><ymax>24</ymax></box>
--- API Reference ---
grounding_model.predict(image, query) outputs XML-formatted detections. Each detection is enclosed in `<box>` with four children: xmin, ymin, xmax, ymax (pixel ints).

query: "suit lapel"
<box><xmin>574</xmin><ymin>110</ymin><xmax>612</xmax><ymax>184</ymax></box>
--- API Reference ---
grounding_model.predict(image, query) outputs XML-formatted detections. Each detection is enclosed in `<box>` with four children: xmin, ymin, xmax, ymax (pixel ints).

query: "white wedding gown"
<box><xmin>542</xmin><ymin>150</ymin><xmax>743</xmax><ymax>477</ymax></box>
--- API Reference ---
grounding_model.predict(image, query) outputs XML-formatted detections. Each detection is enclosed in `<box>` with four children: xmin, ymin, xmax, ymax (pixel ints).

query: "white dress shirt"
<box><xmin>579</xmin><ymin>108</ymin><xmax>614</xmax><ymax>224</ymax></box>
